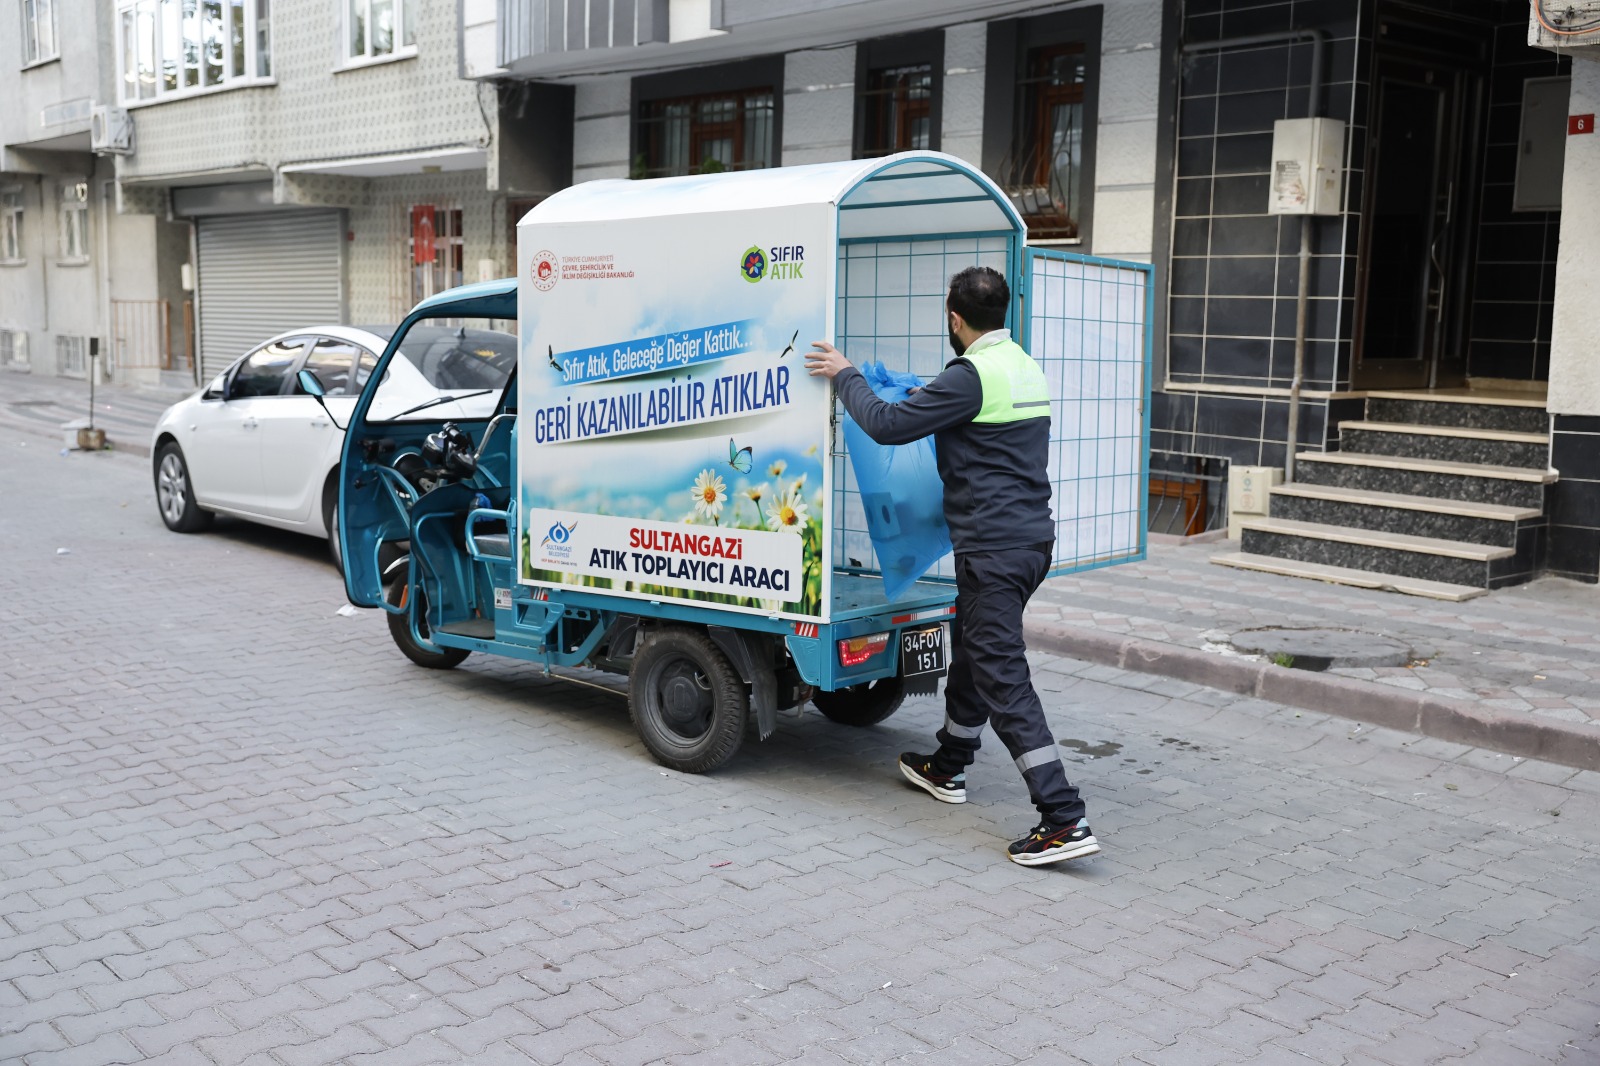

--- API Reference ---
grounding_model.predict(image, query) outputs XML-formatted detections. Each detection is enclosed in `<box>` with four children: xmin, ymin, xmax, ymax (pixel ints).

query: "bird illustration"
<box><xmin>547</xmin><ymin>345</ymin><xmax>560</xmax><ymax>372</ymax></box>
<box><xmin>779</xmin><ymin>329</ymin><xmax>799</xmax><ymax>358</ymax></box>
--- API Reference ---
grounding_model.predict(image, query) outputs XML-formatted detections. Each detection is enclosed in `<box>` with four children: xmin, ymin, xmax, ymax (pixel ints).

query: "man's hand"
<box><xmin>805</xmin><ymin>341</ymin><xmax>852</xmax><ymax>380</ymax></box>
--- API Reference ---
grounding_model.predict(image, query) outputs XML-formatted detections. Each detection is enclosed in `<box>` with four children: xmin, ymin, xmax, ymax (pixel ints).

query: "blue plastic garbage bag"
<box><xmin>841</xmin><ymin>362</ymin><xmax>953</xmax><ymax>601</ymax></box>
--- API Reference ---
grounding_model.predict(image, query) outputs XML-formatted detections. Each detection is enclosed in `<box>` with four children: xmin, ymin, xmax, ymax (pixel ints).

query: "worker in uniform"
<box><xmin>805</xmin><ymin>265</ymin><xmax>1098</xmax><ymax>866</ymax></box>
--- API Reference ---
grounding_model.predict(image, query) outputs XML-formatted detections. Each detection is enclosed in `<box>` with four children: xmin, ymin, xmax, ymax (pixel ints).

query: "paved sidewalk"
<box><xmin>1026</xmin><ymin>541</ymin><xmax>1600</xmax><ymax>772</ymax></box>
<box><xmin>0</xmin><ymin>366</ymin><xmax>191</xmax><ymax>458</ymax></box>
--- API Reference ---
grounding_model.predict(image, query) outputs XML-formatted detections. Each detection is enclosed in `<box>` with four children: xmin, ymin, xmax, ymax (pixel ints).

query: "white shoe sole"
<box><xmin>1008</xmin><ymin>836</ymin><xmax>1100</xmax><ymax>865</ymax></box>
<box><xmin>899</xmin><ymin>760</ymin><xmax>966</xmax><ymax>803</ymax></box>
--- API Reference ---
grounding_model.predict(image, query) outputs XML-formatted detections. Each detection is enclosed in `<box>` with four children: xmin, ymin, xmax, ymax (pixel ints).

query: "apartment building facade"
<box><xmin>106</xmin><ymin>0</ymin><xmax>570</xmax><ymax>381</ymax></box>
<box><xmin>1</xmin><ymin>0</ymin><xmax>179</xmax><ymax>384</ymax></box>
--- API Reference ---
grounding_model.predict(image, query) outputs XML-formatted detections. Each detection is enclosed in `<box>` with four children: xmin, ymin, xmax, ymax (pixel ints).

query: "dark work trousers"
<box><xmin>935</xmin><ymin>548</ymin><xmax>1086</xmax><ymax>826</ymax></box>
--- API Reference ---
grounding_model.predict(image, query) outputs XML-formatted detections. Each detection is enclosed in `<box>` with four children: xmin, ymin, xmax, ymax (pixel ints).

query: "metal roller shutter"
<box><xmin>197</xmin><ymin>211</ymin><xmax>344</xmax><ymax>380</ymax></box>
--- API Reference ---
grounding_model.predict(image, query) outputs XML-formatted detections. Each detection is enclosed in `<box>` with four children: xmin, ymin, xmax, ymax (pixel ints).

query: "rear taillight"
<box><xmin>838</xmin><ymin>632</ymin><xmax>891</xmax><ymax>667</ymax></box>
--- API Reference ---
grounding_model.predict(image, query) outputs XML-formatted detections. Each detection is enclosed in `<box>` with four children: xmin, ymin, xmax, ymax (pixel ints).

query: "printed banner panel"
<box><xmin>517</xmin><ymin>201</ymin><xmax>833</xmax><ymax>620</ymax></box>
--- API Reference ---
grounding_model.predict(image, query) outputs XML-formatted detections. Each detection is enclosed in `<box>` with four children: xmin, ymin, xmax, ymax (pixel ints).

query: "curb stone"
<box><xmin>1026</xmin><ymin>619</ymin><xmax>1600</xmax><ymax>772</ymax></box>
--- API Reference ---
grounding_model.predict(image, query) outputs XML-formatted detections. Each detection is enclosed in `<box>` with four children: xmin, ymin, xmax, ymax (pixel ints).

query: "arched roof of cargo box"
<box><xmin>524</xmin><ymin>151</ymin><xmax>1025</xmax><ymax>241</ymax></box>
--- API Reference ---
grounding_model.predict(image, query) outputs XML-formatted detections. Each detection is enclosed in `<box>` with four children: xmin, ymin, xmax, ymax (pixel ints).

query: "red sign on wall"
<box><xmin>1571</xmin><ymin>114</ymin><xmax>1595</xmax><ymax>136</ymax></box>
<box><xmin>411</xmin><ymin>205</ymin><xmax>436</xmax><ymax>264</ymax></box>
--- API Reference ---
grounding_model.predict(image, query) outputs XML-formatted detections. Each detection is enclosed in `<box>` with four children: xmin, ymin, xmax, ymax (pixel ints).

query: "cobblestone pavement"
<box><xmin>1025</xmin><ymin>542</ymin><xmax>1600</xmax><ymax>734</ymax></box>
<box><xmin>4</xmin><ymin>449</ymin><xmax>1600</xmax><ymax>1066</ymax></box>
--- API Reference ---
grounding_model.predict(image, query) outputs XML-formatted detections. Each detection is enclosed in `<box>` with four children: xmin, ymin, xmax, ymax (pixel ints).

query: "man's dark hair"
<box><xmin>947</xmin><ymin>266</ymin><xmax>1010</xmax><ymax>332</ymax></box>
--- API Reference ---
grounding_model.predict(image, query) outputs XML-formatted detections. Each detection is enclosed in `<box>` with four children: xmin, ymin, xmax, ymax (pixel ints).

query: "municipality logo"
<box><xmin>740</xmin><ymin>246</ymin><xmax>767</xmax><ymax>283</ymax></box>
<box><xmin>542</xmin><ymin>520</ymin><xmax>577</xmax><ymax>547</ymax></box>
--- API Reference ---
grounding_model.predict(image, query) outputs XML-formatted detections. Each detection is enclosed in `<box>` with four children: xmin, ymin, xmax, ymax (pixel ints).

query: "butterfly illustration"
<box><xmin>779</xmin><ymin>329</ymin><xmax>799</xmax><ymax>358</ymax></box>
<box><xmin>727</xmin><ymin>438</ymin><xmax>754</xmax><ymax>474</ymax></box>
<box><xmin>547</xmin><ymin>345</ymin><xmax>560</xmax><ymax>372</ymax></box>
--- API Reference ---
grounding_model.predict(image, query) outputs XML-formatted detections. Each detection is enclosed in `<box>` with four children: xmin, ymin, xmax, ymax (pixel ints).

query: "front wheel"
<box><xmin>386</xmin><ymin>576</ymin><xmax>470</xmax><ymax>670</ymax></box>
<box><xmin>629</xmin><ymin>628</ymin><xmax>747</xmax><ymax>773</ymax></box>
<box><xmin>154</xmin><ymin>443</ymin><xmax>213</xmax><ymax>533</ymax></box>
<box><xmin>813</xmin><ymin>676</ymin><xmax>906</xmax><ymax>726</ymax></box>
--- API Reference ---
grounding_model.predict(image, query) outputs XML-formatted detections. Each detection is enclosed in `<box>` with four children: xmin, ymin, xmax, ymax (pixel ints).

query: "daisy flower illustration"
<box><xmin>689</xmin><ymin>469</ymin><xmax>727</xmax><ymax>520</ymax></box>
<box><xmin>768</xmin><ymin>459</ymin><xmax>787</xmax><ymax>478</ymax></box>
<box><xmin>765</xmin><ymin>486</ymin><xmax>810</xmax><ymax>533</ymax></box>
<box><xmin>746</xmin><ymin>482</ymin><xmax>769</xmax><ymax>504</ymax></box>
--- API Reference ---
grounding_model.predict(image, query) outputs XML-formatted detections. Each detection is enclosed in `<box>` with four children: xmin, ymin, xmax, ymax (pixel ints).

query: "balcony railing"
<box><xmin>498</xmin><ymin>0</ymin><xmax>669</xmax><ymax>67</ymax></box>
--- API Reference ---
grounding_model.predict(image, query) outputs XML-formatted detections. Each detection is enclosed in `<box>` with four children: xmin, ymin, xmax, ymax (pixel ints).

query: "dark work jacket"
<box><xmin>834</xmin><ymin>355</ymin><xmax>1055</xmax><ymax>554</ymax></box>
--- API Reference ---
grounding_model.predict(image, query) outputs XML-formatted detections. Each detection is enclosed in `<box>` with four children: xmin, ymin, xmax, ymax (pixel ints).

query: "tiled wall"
<box><xmin>1549</xmin><ymin>416</ymin><xmax>1600</xmax><ymax>582</ymax></box>
<box><xmin>1462</xmin><ymin>20</ymin><xmax>1568</xmax><ymax>382</ymax></box>
<box><xmin>1155</xmin><ymin>0</ymin><xmax>1363</xmax><ymax>469</ymax></box>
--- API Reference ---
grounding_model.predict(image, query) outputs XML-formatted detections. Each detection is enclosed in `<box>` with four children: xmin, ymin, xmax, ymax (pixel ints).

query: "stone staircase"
<box><xmin>1213</xmin><ymin>391</ymin><xmax>1555</xmax><ymax>601</ymax></box>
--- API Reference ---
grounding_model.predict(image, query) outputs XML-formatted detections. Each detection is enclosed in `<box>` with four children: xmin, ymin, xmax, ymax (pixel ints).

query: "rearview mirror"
<box><xmin>297</xmin><ymin>370</ymin><xmax>326</xmax><ymax>398</ymax></box>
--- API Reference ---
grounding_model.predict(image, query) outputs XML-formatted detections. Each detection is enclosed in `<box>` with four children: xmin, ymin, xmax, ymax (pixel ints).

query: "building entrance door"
<box><xmin>1352</xmin><ymin>46</ymin><xmax>1483</xmax><ymax>389</ymax></box>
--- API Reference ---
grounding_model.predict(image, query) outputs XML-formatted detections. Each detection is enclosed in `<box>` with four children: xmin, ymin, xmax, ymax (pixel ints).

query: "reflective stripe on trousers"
<box><xmin>934</xmin><ymin>548</ymin><xmax>1086</xmax><ymax>825</ymax></box>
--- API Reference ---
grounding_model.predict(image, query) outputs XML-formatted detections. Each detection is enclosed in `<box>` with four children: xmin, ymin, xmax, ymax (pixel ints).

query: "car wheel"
<box><xmin>325</xmin><ymin>493</ymin><xmax>344</xmax><ymax>574</ymax></box>
<box><xmin>154</xmin><ymin>443</ymin><xmax>214</xmax><ymax>533</ymax></box>
<box><xmin>629</xmin><ymin>628</ymin><xmax>747</xmax><ymax>773</ymax></box>
<box><xmin>386</xmin><ymin>576</ymin><xmax>470</xmax><ymax>669</ymax></box>
<box><xmin>813</xmin><ymin>676</ymin><xmax>906</xmax><ymax>726</ymax></box>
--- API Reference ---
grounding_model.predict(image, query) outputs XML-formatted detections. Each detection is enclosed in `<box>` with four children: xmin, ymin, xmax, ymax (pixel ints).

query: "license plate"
<box><xmin>900</xmin><ymin>624</ymin><xmax>948</xmax><ymax>678</ymax></box>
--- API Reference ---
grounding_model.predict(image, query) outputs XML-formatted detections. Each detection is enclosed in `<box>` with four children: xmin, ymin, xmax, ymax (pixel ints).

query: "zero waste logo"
<box><xmin>740</xmin><ymin>246</ymin><xmax>767</xmax><ymax>283</ymax></box>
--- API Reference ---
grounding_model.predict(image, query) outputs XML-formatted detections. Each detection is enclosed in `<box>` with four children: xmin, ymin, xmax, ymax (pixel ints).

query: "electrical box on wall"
<box><xmin>1228</xmin><ymin>466</ymin><xmax>1284</xmax><ymax>540</ymax></box>
<box><xmin>1268</xmin><ymin>118</ymin><xmax>1345</xmax><ymax>216</ymax></box>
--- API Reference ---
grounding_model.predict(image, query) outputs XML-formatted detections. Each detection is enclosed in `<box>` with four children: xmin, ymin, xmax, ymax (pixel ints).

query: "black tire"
<box><xmin>386</xmin><ymin>576</ymin><xmax>470</xmax><ymax>670</ymax></box>
<box><xmin>153</xmin><ymin>442</ymin><xmax>213</xmax><ymax>533</ymax></box>
<box><xmin>628</xmin><ymin>628</ymin><xmax>748</xmax><ymax>773</ymax></box>
<box><xmin>813</xmin><ymin>676</ymin><xmax>906</xmax><ymax>726</ymax></box>
<box><xmin>324</xmin><ymin>486</ymin><xmax>344</xmax><ymax>575</ymax></box>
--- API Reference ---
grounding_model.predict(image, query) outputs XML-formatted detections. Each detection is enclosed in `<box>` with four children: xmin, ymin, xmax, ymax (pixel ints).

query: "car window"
<box><xmin>231</xmin><ymin>338</ymin><xmax>307</xmax><ymax>399</ymax></box>
<box><xmin>296</xmin><ymin>337</ymin><xmax>360</xmax><ymax>396</ymax></box>
<box><xmin>354</xmin><ymin>349</ymin><xmax>379</xmax><ymax>391</ymax></box>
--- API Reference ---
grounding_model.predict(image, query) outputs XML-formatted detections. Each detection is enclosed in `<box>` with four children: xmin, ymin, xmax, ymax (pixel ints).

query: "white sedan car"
<box><xmin>151</xmin><ymin>324</ymin><xmax>515</xmax><ymax>568</ymax></box>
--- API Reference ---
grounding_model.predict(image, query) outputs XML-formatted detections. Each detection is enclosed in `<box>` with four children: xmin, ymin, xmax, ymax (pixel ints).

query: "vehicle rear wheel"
<box><xmin>154</xmin><ymin>442</ymin><xmax>213</xmax><ymax>533</ymax></box>
<box><xmin>629</xmin><ymin>628</ymin><xmax>747</xmax><ymax>773</ymax></box>
<box><xmin>813</xmin><ymin>676</ymin><xmax>906</xmax><ymax>726</ymax></box>
<box><xmin>386</xmin><ymin>576</ymin><xmax>470</xmax><ymax>669</ymax></box>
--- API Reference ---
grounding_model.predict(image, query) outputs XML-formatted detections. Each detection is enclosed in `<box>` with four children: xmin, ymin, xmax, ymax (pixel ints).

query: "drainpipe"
<box><xmin>1178</xmin><ymin>30</ymin><xmax>1326</xmax><ymax>482</ymax></box>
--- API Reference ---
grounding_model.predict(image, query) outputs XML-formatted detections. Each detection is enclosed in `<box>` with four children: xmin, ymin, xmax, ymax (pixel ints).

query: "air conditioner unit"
<box><xmin>90</xmin><ymin>106</ymin><xmax>134</xmax><ymax>155</ymax></box>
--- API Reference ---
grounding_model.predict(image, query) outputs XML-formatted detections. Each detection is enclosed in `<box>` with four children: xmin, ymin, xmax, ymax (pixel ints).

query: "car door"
<box><xmin>255</xmin><ymin>335</ymin><xmax>360</xmax><ymax>522</ymax></box>
<box><xmin>186</xmin><ymin>338</ymin><xmax>307</xmax><ymax>512</ymax></box>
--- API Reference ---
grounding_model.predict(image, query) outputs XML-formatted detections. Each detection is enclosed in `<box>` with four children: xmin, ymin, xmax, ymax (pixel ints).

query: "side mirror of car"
<box><xmin>297</xmin><ymin>369</ymin><xmax>348</xmax><ymax>430</ymax></box>
<box><xmin>201</xmin><ymin>373</ymin><xmax>228</xmax><ymax>401</ymax></box>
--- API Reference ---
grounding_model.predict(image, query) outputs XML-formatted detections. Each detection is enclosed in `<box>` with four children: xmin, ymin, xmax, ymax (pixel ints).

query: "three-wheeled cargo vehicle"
<box><xmin>322</xmin><ymin>151</ymin><xmax>1152</xmax><ymax>773</ymax></box>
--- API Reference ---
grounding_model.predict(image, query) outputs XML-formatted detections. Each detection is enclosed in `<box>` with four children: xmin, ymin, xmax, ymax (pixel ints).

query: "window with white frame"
<box><xmin>1</xmin><ymin>189</ymin><xmax>23</xmax><ymax>262</ymax></box>
<box><xmin>59</xmin><ymin>180</ymin><xmax>89</xmax><ymax>262</ymax></box>
<box><xmin>23</xmin><ymin>0</ymin><xmax>58</xmax><ymax>63</ymax></box>
<box><xmin>117</xmin><ymin>0</ymin><xmax>271</xmax><ymax>102</ymax></box>
<box><xmin>345</xmin><ymin>0</ymin><xmax>414</xmax><ymax>63</ymax></box>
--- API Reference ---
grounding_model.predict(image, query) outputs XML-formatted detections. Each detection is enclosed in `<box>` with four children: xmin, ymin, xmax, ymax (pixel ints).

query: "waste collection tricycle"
<box><xmin>324</xmin><ymin>150</ymin><xmax>1152</xmax><ymax>773</ymax></box>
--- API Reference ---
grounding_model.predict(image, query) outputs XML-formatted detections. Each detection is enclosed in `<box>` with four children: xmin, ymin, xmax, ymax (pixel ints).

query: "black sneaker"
<box><xmin>1007</xmin><ymin>820</ymin><xmax>1100</xmax><ymax>865</ymax></box>
<box><xmin>898</xmin><ymin>752</ymin><xmax>966</xmax><ymax>804</ymax></box>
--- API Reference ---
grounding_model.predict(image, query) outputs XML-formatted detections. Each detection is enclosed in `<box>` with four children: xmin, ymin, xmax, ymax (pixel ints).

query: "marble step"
<box><xmin>1366</xmin><ymin>392</ymin><xmax>1548</xmax><ymax>435</ymax></box>
<box><xmin>1238</xmin><ymin>517</ymin><xmax>1520</xmax><ymax>589</ymax></box>
<box><xmin>1295</xmin><ymin>451</ymin><xmax>1557</xmax><ymax>511</ymax></box>
<box><xmin>1339</xmin><ymin>421</ymin><xmax>1549</xmax><ymax>470</ymax></box>
<box><xmin>1269</xmin><ymin>483</ymin><xmax>1542</xmax><ymax>550</ymax></box>
<box><xmin>1210</xmin><ymin>551</ymin><xmax>1489</xmax><ymax>602</ymax></box>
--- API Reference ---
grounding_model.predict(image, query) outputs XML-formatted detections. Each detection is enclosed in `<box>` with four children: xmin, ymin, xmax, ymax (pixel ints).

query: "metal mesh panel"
<box><xmin>830</xmin><ymin>237</ymin><xmax>1010</xmax><ymax>581</ymax></box>
<box><xmin>829</xmin><ymin>240</ymin><xmax>1150</xmax><ymax>583</ymax></box>
<box><xmin>1028</xmin><ymin>249</ymin><xmax>1150</xmax><ymax>574</ymax></box>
